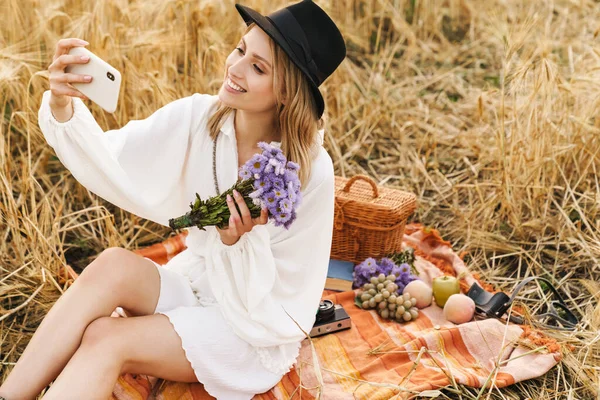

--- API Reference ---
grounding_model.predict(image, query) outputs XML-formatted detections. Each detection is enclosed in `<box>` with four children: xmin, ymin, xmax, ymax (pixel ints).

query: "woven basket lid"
<box><xmin>334</xmin><ymin>175</ymin><xmax>416</xmax><ymax>230</ymax></box>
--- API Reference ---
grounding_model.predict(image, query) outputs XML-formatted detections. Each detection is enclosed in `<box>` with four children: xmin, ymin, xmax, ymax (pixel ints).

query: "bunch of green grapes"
<box><xmin>358</xmin><ymin>273</ymin><xmax>419</xmax><ymax>322</ymax></box>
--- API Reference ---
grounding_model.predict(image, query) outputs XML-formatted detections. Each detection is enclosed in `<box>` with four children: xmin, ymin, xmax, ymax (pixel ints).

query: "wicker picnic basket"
<box><xmin>331</xmin><ymin>175</ymin><xmax>417</xmax><ymax>264</ymax></box>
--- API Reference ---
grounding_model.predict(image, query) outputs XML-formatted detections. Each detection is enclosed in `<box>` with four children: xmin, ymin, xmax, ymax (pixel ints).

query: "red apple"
<box><xmin>432</xmin><ymin>275</ymin><xmax>460</xmax><ymax>307</ymax></box>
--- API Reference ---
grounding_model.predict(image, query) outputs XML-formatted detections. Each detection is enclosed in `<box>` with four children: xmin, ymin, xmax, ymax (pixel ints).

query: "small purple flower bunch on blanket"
<box><xmin>352</xmin><ymin>257</ymin><xmax>418</xmax><ymax>296</ymax></box>
<box><xmin>169</xmin><ymin>142</ymin><xmax>302</xmax><ymax>231</ymax></box>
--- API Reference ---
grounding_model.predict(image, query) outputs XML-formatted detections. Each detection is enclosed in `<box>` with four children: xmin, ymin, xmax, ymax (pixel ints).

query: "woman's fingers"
<box><xmin>47</xmin><ymin>38</ymin><xmax>90</xmax><ymax>109</ymax></box>
<box><xmin>261</xmin><ymin>207</ymin><xmax>268</xmax><ymax>224</ymax></box>
<box><xmin>227</xmin><ymin>192</ymin><xmax>268</xmax><ymax>236</ymax></box>
<box><xmin>54</xmin><ymin>38</ymin><xmax>89</xmax><ymax>61</ymax></box>
<box><xmin>226</xmin><ymin>193</ymin><xmax>241</xmax><ymax>226</ymax></box>
<box><xmin>252</xmin><ymin>207</ymin><xmax>268</xmax><ymax>225</ymax></box>
<box><xmin>49</xmin><ymin>54</ymin><xmax>90</xmax><ymax>71</ymax></box>
<box><xmin>50</xmin><ymin>86</ymin><xmax>87</xmax><ymax>100</ymax></box>
<box><xmin>228</xmin><ymin>215</ymin><xmax>239</xmax><ymax>236</ymax></box>
<box><xmin>49</xmin><ymin>74</ymin><xmax>92</xmax><ymax>100</ymax></box>
<box><xmin>232</xmin><ymin>190</ymin><xmax>252</xmax><ymax>226</ymax></box>
<box><xmin>52</xmin><ymin>72</ymin><xmax>93</xmax><ymax>84</ymax></box>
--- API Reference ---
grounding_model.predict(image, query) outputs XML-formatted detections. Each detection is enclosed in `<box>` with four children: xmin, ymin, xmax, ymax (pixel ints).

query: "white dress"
<box><xmin>38</xmin><ymin>91</ymin><xmax>335</xmax><ymax>399</ymax></box>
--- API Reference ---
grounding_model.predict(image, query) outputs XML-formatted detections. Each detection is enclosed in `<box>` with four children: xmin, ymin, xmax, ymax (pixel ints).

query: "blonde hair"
<box><xmin>208</xmin><ymin>23</ymin><xmax>324</xmax><ymax>188</ymax></box>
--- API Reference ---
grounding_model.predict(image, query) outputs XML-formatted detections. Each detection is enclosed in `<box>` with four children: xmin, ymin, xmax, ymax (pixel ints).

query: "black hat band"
<box><xmin>267</xmin><ymin>8</ymin><xmax>327</xmax><ymax>85</ymax></box>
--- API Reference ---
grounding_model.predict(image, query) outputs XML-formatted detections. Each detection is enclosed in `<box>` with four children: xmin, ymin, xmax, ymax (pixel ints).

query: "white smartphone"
<box><xmin>65</xmin><ymin>47</ymin><xmax>122</xmax><ymax>113</ymax></box>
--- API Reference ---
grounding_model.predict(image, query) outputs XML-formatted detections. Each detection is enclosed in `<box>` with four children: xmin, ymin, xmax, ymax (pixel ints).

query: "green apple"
<box><xmin>432</xmin><ymin>275</ymin><xmax>460</xmax><ymax>307</ymax></box>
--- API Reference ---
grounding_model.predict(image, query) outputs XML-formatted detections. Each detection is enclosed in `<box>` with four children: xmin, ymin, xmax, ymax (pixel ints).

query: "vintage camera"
<box><xmin>310</xmin><ymin>299</ymin><xmax>351</xmax><ymax>338</ymax></box>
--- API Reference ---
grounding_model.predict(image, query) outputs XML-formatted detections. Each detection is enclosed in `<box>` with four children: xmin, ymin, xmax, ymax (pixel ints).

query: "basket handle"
<box><xmin>342</xmin><ymin>175</ymin><xmax>379</xmax><ymax>199</ymax></box>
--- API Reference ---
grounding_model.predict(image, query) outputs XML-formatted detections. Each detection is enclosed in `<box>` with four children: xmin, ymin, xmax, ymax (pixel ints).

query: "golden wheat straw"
<box><xmin>1</xmin><ymin>0</ymin><xmax>600</xmax><ymax>399</ymax></box>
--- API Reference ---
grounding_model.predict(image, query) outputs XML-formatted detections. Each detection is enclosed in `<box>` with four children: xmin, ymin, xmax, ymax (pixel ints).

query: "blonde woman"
<box><xmin>0</xmin><ymin>1</ymin><xmax>345</xmax><ymax>399</ymax></box>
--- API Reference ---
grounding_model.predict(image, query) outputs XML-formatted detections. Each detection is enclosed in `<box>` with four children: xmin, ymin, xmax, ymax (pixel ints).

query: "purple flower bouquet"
<box><xmin>169</xmin><ymin>142</ymin><xmax>302</xmax><ymax>231</ymax></box>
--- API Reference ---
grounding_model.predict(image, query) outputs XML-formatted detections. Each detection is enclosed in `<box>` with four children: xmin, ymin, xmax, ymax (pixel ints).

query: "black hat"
<box><xmin>235</xmin><ymin>0</ymin><xmax>346</xmax><ymax>118</ymax></box>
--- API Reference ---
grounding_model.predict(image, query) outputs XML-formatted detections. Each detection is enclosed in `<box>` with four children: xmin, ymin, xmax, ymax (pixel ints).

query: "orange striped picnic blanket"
<box><xmin>101</xmin><ymin>224</ymin><xmax>560</xmax><ymax>399</ymax></box>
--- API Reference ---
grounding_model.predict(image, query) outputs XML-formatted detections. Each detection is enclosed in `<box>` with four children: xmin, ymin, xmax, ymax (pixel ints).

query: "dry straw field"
<box><xmin>2</xmin><ymin>0</ymin><xmax>600</xmax><ymax>398</ymax></box>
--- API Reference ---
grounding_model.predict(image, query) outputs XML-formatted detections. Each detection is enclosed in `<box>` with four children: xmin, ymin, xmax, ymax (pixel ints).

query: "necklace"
<box><xmin>213</xmin><ymin>132</ymin><xmax>220</xmax><ymax>195</ymax></box>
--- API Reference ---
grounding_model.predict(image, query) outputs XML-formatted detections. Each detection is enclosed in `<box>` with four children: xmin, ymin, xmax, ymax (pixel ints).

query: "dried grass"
<box><xmin>1</xmin><ymin>0</ymin><xmax>599</xmax><ymax>398</ymax></box>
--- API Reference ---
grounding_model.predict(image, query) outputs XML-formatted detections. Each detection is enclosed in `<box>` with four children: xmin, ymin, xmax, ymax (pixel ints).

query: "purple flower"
<box><xmin>264</xmin><ymin>191</ymin><xmax>278</xmax><ymax>207</ymax></box>
<box><xmin>253</xmin><ymin>178</ymin><xmax>272</xmax><ymax>192</ymax></box>
<box><xmin>247</xmin><ymin>154</ymin><xmax>267</xmax><ymax>174</ymax></box>
<box><xmin>399</xmin><ymin>272</ymin><xmax>411</xmax><ymax>284</ymax></box>
<box><xmin>265</xmin><ymin>158</ymin><xmax>285</xmax><ymax>175</ymax></box>
<box><xmin>353</xmin><ymin>258</ymin><xmax>382</xmax><ymax>289</ymax></box>
<box><xmin>261</xmin><ymin>145</ymin><xmax>281</xmax><ymax>158</ymax></box>
<box><xmin>353</xmin><ymin>262</ymin><xmax>367</xmax><ymax>280</ymax></box>
<box><xmin>396</xmin><ymin>272</ymin><xmax>417</xmax><ymax>288</ymax></box>
<box><xmin>268</xmin><ymin>200</ymin><xmax>279</xmax><ymax>211</ymax></box>
<box><xmin>391</xmin><ymin>265</ymin><xmax>402</xmax><ymax>277</ymax></box>
<box><xmin>362</xmin><ymin>258</ymin><xmax>379</xmax><ymax>276</ymax></box>
<box><xmin>378</xmin><ymin>258</ymin><xmax>395</xmax><ymax>276</ymax></box>
<box><xmin>275</xmin><ymin>152</ymin><xmax>287</xmax><ymax>162</ymax></box>
<box><xmin>249</xmin><ymin>188</ymin><xmax>264</xmax><ymax>199</ymax></box>
<box><xmin>258</xmin><ymin>142</ymin><xmax>277</xmax><ymax>154</ymax></box>
<box><xmin>399</xmin><ymin>263</ymin><xmax>411</xmax><ymax>275</ymax></box>
<box><xmin>288</xmin><ymin>181</ymin><xmax>302</xmax><ymax>205</ymax></box>
<box><xmin>239</xmin><ymin>167</ymin><xmax>252</xmax><ymax>180</ymax></box>
<box><xmin>286</xmin><ymin>161</ymin><xmax>300</xmax><ymax>172</ymax></box>
<box><xmin>279</xmin><ymin>198</ymin><xmax>293</xmax><ymax>213</ymax></box>
<box><xmin>287</xmin><ymin>183</ymin><xmax>297</xmax><ymax>203</ymax></box>
<box><xmin>270</xmin><ymin>149</ymin><xmax>283</xmax><ymax>158</ymax></box>
<box><xmin>271</xmin><ymin>176</ymin><xmax>285</xmax><ymax>190</ymax></box>
<box><xmin>274</xmin><ymin>211</ymin><xmax>292</xmax><ymax>224</ymax></box>
<box><xmin>395</xmin><ymin>282</ymin><xmax>405</xmax><ymax>296</ymax></box>
<box><xmin>284</xmin><ymin>169</ymin><xmax>299</xmax><ymax>186</ymax></box>
<box><xmin>395</xmin><ymin>274</ymin><xmax>406</xmax><ymax>288</ymax></box>
<box><xmin>352</xmin><ymin>271</ymin><xmax>369</xmax><ymax>289</ymax></box>
<box><xmin>283</xmin><ymin>209</ymin><xmax>297</xmax><ymax>229</ymax></box>
<box><xmin>268</xmin><ymin>158</ymin><xmax>285</xmax><ymax>175</ymax></box>
<box><xmin>273</xmin><ymin>187</ymin><xmax>287</xmax><ymax>200</ymax></box>
<box><xmin>352</xmin><ymin>271</ymin><xmax>365</xmax><ymax>289</ymax></box>
<box><xmin>282</xmin><ymin>170</ymin><xmax>293</xmax><ymax>181</ymax></box>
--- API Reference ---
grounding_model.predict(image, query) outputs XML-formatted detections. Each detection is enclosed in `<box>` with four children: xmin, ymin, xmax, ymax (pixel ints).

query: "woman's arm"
<box><xmin>38</xmin><ymin>90</ymin><xmax>217</xmax><ymax>226</ymax></box>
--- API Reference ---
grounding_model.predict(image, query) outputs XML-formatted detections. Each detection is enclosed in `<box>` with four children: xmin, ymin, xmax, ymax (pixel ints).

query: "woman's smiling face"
<box><xmin>218</xmin><ymin>26</ymin><xmax>277</xmax><ymax>113</ymax></box>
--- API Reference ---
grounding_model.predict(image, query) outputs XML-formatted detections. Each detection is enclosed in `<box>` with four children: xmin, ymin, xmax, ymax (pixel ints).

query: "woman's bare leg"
<box><xmin>0</xmin><ymin>248</ymin><xmax>161</xmax><ymax>400</ymax></box>
<box><xmin>41</xmin><ymin>314</ymin><xmax>198</xmax><ymax>400</ymax></box>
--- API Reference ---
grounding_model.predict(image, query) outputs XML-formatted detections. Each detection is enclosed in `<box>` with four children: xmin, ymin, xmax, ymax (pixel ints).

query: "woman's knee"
<box><xmin>78</xmin><ymin>247</ymin><xmax>134</xmax><ymax>286</ymax></box>
<box><xmin>80</xmin><ymin>317</ymin><xmax>121</xmax><ymax>348</ymax></box>
<box><xmin>79</xmin><ymin>317</ymin><xmax>130</xmax><ymax>369</ymax></box>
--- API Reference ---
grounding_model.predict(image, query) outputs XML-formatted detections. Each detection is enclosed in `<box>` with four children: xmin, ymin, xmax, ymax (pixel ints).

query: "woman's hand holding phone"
<box><xmin>47</xmin><ymin>38</ymin><xmax>92</xmax><ymax>121</ymax></box>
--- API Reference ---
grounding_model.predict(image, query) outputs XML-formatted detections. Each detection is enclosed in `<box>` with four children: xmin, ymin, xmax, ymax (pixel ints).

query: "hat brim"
<box><xmin>234</xmin><ymin>4</ymin><xmax>325</xmax><ymax>118</ymax></box>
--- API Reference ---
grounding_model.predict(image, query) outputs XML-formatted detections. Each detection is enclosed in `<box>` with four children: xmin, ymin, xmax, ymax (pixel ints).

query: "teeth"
<box><xmin>227</xmin><ymin>78</ymin><xmax>246</xmax><ymax>92</ymax></box>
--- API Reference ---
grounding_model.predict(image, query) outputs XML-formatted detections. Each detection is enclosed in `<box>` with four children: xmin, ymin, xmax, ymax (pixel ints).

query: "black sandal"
<box><xmin>467</xmin><ymin>276</ymin><xmax>579</xmax><ymax>330</ymax></box>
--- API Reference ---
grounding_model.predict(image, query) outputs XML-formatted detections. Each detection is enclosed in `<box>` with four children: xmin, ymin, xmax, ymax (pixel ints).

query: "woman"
<box><xmin>0</xmin><ymin>1</ymin><xmax>345</xmax><ymax>399</ymax></box>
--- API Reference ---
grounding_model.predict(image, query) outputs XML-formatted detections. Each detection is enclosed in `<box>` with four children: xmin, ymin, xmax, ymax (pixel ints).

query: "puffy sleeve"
<box><xmin>38</xmin><ymin>90</ymin><xmax>216</xmax><ymax>226</ymax></box>
<box><xmin>202</xmin><ymin>147</ymin><xmax>335</xmax><ymax>347</ymax></box>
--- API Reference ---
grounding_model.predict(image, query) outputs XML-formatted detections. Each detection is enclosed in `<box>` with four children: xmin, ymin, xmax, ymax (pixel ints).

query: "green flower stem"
<box><xmin>387</xmin><ymin>248</ymin><xmax>418</xmax><ymax>275</ymax></box>
<box><xmin>169</xmin><ymin>179</ymin><xmax>263</xmax><ymax>231</ymax></box>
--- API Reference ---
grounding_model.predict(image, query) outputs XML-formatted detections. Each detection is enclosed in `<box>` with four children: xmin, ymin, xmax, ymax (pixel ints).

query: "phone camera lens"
<box><xmin>107</xmin><ymin>72</ymin><xmax>115</xmax><ymax>81</ymax></box>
